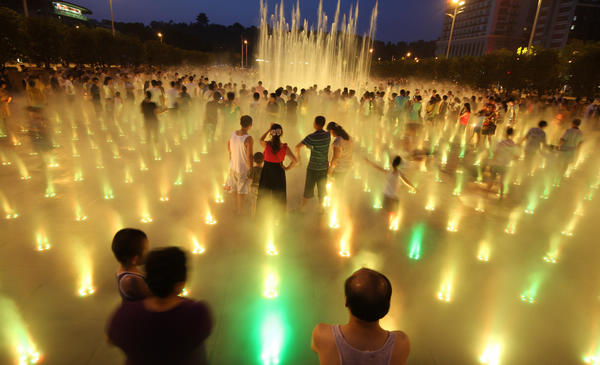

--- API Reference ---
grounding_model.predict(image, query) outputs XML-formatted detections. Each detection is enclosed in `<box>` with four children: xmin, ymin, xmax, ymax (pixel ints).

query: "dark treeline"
<box><xmin>0</xmin><ymin>8</ymin><xmax>236</xmax><ymax>67</ymax></box>
<box><xmin>372</xmin><ymin>44</ymin><xmax>600</xmax><ymax>97</ymax></box>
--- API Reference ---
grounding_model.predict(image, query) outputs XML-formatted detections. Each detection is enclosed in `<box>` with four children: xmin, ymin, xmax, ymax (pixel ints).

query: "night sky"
<box><xmin>74</xmin><ymin>0</ymin><xmax>445</xmax><ymax>43</ymax></box>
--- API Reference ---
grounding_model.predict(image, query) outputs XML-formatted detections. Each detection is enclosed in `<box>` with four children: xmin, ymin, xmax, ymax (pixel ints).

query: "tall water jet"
<box><xmin>256</xmin><ymin>0</ymin><xmax>378</xmax><ymax>90</ymax></box>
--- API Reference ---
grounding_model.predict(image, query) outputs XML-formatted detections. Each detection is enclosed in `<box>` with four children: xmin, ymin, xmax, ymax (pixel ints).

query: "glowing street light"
<box><xmin>157</xmin><ymin>32</ymin><xmax>163</xmax><ymax>44</ymax></box>
<box><xmin>445</xmin><ymin>0</ymin><xmax>466</xmax><ymax>58</ymax></box>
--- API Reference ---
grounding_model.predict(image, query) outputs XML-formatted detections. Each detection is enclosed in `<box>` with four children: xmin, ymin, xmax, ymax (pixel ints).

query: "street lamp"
<box><xmin>109</xmin><ymin>0</ymin><xmax>115</xmax><ymax>37</ymax></box>
<box><xmin>527</xmin><ymin>0</ymin><xmax>542</xmax><ymax>53</ymax></box>
<box><xmin>406</xmin><ymin>52</ymin><xmax>412</xmax><ymax>58</ymax></box>
<box><xmin>369</xmin><ymin>48</ymin><xmax>374</xmax><ymax>54</ymax></box>
<box><xmin>157</xmin><ymin>32</ymin><xmax>163</xmax><ymax>44</ymax></box>
<box><xmin>445</xmin><ymin>0</ymin><xmax>465</xmax><ymax>58</ymax></box>
<box><xmin>242</xmin><ymin>39</ymin><xmax>248</xmax><ymax>68</ymax></box>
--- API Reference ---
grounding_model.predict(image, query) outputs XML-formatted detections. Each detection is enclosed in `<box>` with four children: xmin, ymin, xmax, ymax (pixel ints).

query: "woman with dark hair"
<box><xmin>326</xmin><ymin>122</ymin><xmax>353</xmax><ymax>181</ymax></box>
<box><xmin>257</xmin><ymin>123</ymin><xmax>298</xmax><ymax>210</ymax></box>
<box><xmin>458</xmin><ymin>102</ymin><xmax>471</xmax><ymax>132</ymax></box>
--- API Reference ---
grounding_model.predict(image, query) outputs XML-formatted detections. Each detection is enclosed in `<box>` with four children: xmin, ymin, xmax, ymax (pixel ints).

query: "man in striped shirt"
<box><xmin>296</xmin><ymin>116</ymin><xmax>331</xmax><ymax>211</ymax></box>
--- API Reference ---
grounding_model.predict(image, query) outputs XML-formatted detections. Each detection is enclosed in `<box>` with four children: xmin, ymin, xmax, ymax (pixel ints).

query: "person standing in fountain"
<box><xmin>257</xmin><ymin>123</ymin><xmax>298</xmax><ymax>212</ymax></box>
<box><xmin>141</xmin><ymin>91</ymin><xmax>163</xmax><ymax>145</ymax></box>
<box><xmin>326</xmin><ymin>122</ymin><xmax>353</xmax><ymax>184</ymax></box>
<box><xmin>226</xmin><ymin>115</ymin><xmax>254</xmax><ymax>214</ymax></box>
<box><xmin>311</xmin><ymin>268</ymin><xmax>410</xmax><ymax>365</ymax></box>
<box><xmin>296</xmin><ymin>116</ymin><xmax>331</xmax><ymax>211</ymax></box>
<box><xmin>205</xmin><ymin>91</ymin><xmax>222</xmax><ymax>145</ymax></box>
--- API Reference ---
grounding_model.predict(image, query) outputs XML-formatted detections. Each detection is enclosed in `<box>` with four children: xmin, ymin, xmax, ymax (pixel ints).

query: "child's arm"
<box><xmin>399</xmin><ymin>172</ymin><xmax>417</xmax><ymax>191</ymax></box>
<box><xmin>364</xmin><ymin>157</ymin><xmax>386</xmax><ymax>173</ymax></box>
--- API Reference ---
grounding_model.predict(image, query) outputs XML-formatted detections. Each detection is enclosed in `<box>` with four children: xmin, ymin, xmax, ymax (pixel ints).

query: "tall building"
<box><xmin>436</xmin><ymin>0</ymin><xmax>538</xmax><ymax>57</ymax></box>
<box><xmin>531</xmin><ymin>0</ymin><xmax>600</xmax><ymax>49</ymax></box>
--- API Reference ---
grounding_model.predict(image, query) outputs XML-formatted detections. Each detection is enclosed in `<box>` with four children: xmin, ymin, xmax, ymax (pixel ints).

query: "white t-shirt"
<box><xmin>229</xmin><ymin>132</ymin><xmax>250</xmax><ymax>174</ymax></box>
<box><xmin>166</xmin><ymin>88</ymin><xmax>178</xmax><ymax>109</ymax></box>
<box><xmin>493</xmin><ymin>139</ymin><xmax>518</xmax><ymax>166</ymax></box>
<box><xmin>384</xmin><ymin>170</ymin><xmax>400</xmax><ymax>198</ymax></box>
<box><xmin>149</xmin><ymin>87</ymin><xmax>161</xmax><ymax>105</ymax></box>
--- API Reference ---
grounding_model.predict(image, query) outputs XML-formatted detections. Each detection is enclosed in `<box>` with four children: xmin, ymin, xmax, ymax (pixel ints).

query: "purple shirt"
<box><xmin>107</xmin><ymin>299</ymin><xmax>212</xmax><ymax>365</ymax></box>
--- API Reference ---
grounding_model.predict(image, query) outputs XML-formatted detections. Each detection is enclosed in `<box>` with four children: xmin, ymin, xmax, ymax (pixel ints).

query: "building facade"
<box><xmin>436</xmin><ymin>0</ymin><xmax>538</xmax><ymax>57</ymax></box>
<box><xmin>531</xmin><ymin>0</ymin><xmax>600</xmax><ymax>49</ymax></box>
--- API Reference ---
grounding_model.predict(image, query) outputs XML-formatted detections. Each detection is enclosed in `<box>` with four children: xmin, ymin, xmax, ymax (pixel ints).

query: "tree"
<box><xmin>0</xmin><ymin>7</ymin><xmax>25</xmax><ymax>66</ymax></box>
<box><xmin>25</xmin><ymin>16</ymin><xmax>66</xmax><ymax>67</ymax></box>
<box><xmin>196</xmin><ymin>13</ymin><xmax>209</xmax><ymax>27</ymax></box>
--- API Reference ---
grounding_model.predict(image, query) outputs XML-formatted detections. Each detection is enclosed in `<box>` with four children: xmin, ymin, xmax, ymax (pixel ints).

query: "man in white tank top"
<box><xmin>311</xmin><ymin>268</ymin><xmax>410</xmax><ymax>365</ymax></box>
<box><xmin>226</xmin><ymin>115</ymin><xmax>254</xmax><ymax>214</ymax></box>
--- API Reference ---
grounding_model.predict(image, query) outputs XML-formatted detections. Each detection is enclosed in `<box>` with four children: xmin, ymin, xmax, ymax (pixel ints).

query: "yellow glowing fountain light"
<box><xmin>159</xmin><ymin>180</ymin><xmax>170</xmax><ymax>202</ymax></box>
<box><xmin>475</xmin><ymin>198</ymin><xmax>486</xmax><ymax>213</ymax></box>
<box><xmin>543</xmin><ymin>236</ymin><xmax>561</xmax><ymax>263</ymax></box>
<box><xmin>35</xmin><ymin>233</ymin><xmax>51</xmax><ymax>252</ymax></box>
<box><xmin>561</xmin><ymin>216</ymin><xmax>578</xmax><ymax>237</ymax></box>
<box><xmin>437</xmin><ymin>274</ymin><xmax>454</xmax><ymax>302</ymax></box>
<box><xmin>447</xmin><ymin>214</ymin><xmax>460</xmax><ymax>233</ymax></box>
<box><xmin>388</xmin><ymin>211</ymin><xmax>402</xmax><ymax>232</ymax></box>
<box><xmin>13</xmin><ymin>155</ymin><xmax>31</xmax><ymax>180</ymax></box>
<box><xmin>339</xmin><ymin>227</ymin><xmax>352</xmax><ymax>257</ymax></box>
<box><xmin>139</xmin><ymin>194</ymin><xmax>152</xmax><ymax>223</ymax></box>
<box><xmin>0</xmin><ymin>296</ymin><xmax>42</xmax><ymax>365</ymax></box>
<box><xmin>263</xmin><ymin>273</ymin><xmax>279</xmax><ymax>299</ymax></box>
<box><xmin>191</xmin><ymin>234</ymin><xmax>206</xmax><ymax>255</ymax></box>
<box><xmin>205</xmin><ymin>207</ymin><xmax>217</xmax><ymax>225</ymax></box>
<box><xmin>179</xmin><ymin>287</ymin><xmax>190</xmax><ymax>297</ymax></box>
<box><xmin>215</xmin><ymin>190</ymin><xmax>224</xmax><ymax>204</ymax></box>
<box><xmin>322</xmin><ymin>181</ymin><xmax>333</xmax><ymax>208</ymax></box>
<box><xmin>480</xmin><ymin>341</ymin><xmax>502</xmax><ymax>365</ymax></box>
<box><xmin>75</xmin><ymin>202</ymin><xmax>87</xmax><ymax>222</ymax></box>
<box><xmin>477</xmin><ymin>241</ymin><xmax>490</xmax><ymax>262</ymax></box>
<box><xmin>266</xmin><ymin>239</ymin><xmax>279</xmax><ymax>256</ymax></box>
<box><xmin>78</xmin><ymin>259</ymin><xmax>96</xmax><ymax>297</ymax></box>
<box><xmin>124</xmin><ymin>166</ymin><xmax>133</xmax><ymax>184</ymax></box>
<box><xmin>584</xmin><ymin>354</ymin><xmax>600</xmax><ymax>365</ymax></box>
<box><xmin>504</xmin><ymin>209</ymin><xmax>521</xmax><ymax>235</ymax></box>
<box><xmin>329</xmin><ymin>208</ymin><xmax>340</xmax><ymax>229</ymax></box>
<box><xmin>0</xmin><ymin>192</ymin><xmax>18</xmax><ymax>219</ymax></box>
<box><xmin>425</xmin><ymin>197</ymin><xmax>436</xmax><ymax>212</ymax></box>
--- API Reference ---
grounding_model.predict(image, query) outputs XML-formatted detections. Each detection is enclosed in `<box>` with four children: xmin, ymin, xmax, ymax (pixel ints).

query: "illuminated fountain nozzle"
<box><xmin>140</xmin><ymin>216</ymin><xmax>153</xmax><ymax>224</ymax></box>
<box><xmin>78</xmin><ymin>278</ymin><xmax>96</xmax><ymax>297</ymax></box>
<box><xmin>437</xmin><ymin>283</ymin><xmax>452</xmax><ymax>302</ymax></box>
<box><xmin>215</xmin><ymin>192</ymin><xmax>224</xmax><ymax>204</ymax></box>
<box><xmin>263</xmin><ymin>274</ymin><xmax>279</xmax><ymax>299</ymax></box>
<box><xmin>584</xmin><ymin>355</ymin><xmax>600</xmax><ymax>365</ymax></box>
<box><xmin>543</xmin><ymin>252</ymin><xmax>558</xmax><ymax>264</ymax></box>
<box><xmin>36</xmin><ymin>235</ymin><xmax>51</xmax><ymax>251</ymax></box>
<box><xmin>480</xmin><ymin>343</ymin><xmax>501</xmax><ymax>365</ymax></box>
<box><xmin>17</xmin><ymin>345</ymin><xmax>41</xmax><ymax>365</ymax></box>
<box><xmin>6</xmin><ymin>211</ymin><xmax>19</xmax><ymax>219</ymax></box>
<box><xmin>520</xmin><ymin>294</ymin><xmax>535</xmax><ymax>304</ymax></box>
<box><xmin>205</xmin><ymin>213</ymin><xmax>217</xmax><ymax>225</ymax></box>
<box><xmin>179</xmin><ymin>287</ymin><xmax>190</xmax><ymax>297</ymax></box>
<box><xmin>266</xmin><ymin>241</ymin><xmax>279</xmax><ymax>256</ymax></box>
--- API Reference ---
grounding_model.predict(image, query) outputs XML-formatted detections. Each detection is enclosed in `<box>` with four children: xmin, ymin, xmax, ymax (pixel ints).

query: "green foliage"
<box><xmin>25</xmin><ymin>15</ymin><xmax>66</xmax><ymax>66</ymax></box>
<box><xmin>0</xmin><ymin>6</ymin><xmax>217</xmax><ymax>67</ymax></box>
<box><xmin>0</xmin><ymin>7</ymin><xmax>25</xmax><ymax>65</ymax></box>
<box><xmin>371</xmin><ymin>44</ymin><xmax>600</xmax><ymax>96</ymax></box>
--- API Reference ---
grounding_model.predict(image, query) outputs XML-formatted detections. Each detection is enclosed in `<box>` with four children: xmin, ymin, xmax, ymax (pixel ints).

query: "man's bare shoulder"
<box><xmin>390</xmin><ymin>331</ymin><xmax>410</xmax><ymax>365</ymax></box>
<box><xmin>312</xmin><ymin>323</ymin><xmax>335</xmax><ymax>344</ymax></box>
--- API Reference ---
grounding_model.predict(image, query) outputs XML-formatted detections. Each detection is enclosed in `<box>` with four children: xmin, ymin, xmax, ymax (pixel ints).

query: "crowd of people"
<box><xmin>1</xmin><ymin>64</ymin><xmax>599</xmax><ymax>364</ymax></box>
